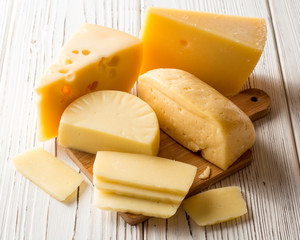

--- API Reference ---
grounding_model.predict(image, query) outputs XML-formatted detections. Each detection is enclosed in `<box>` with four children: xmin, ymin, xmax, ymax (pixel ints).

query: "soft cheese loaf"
<box><xmin>138</xmin><ymin>68</ymin><xmax>255</xmax><ymax>170</ymax></box>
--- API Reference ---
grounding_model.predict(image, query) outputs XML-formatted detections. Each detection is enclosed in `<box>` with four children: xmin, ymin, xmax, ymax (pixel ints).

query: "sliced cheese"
<box><xmin>140</xmin><ymin>7</ymin><xmax>267</xmax><ymax>96</ymax></box>
<box><xmin>93</xmin><ymin>188</ymin><xmax>179</xmax><ymax>218</ymax></box>
<box><xmin>93</xmin><ymin>151</ymin><xmax>197</xmax><ymax>195</ymax></box>
<box><xmin>93</xmin><ymin>176</ymin><xmax>184</xmax><ymax>204</ymax></box>
<box><xmin>58</xmin><ymin>90</ymin><xmax>160</xmax><ymax>155</ymax></box>
<box><xmin>138</xmin><ymin>69</ymin><xmax>255</xmax><ymax>170</ymax></box>
<box><xmin>36</xmin><ymin>24</ymin><xmax>142</xmax><ymax>141</ymax></box>
<box><xmin>183</xmin><ymin>186</ymin><xmax>247</xmax><ymax>226</ymax></box>
<box><xmin>13</xmin><ymin>148</ymin><xmax>83</xmax><ymax>201</ymax></box>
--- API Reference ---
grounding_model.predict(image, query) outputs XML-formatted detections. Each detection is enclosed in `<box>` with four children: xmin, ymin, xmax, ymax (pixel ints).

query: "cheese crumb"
<box><xmin>199</xmin><ymin>166</ymin><xmax>211</xmax><ymax>179</ymax></box>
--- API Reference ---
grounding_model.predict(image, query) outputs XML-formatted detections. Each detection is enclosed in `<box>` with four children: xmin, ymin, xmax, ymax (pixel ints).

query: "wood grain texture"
<box><xmin>0</xmin><ymin>0</ymin><xmax>299</xmax><ymax>239</ymax></box>
<box><xmin>65</xmin><ymin>88</ymin><xmax>270</xmax><ymax>224</ymax></box>
<box><xmin>268</xmin><ymin>0</ymin><xmax>300</xmax><ymax>165</ymax></box>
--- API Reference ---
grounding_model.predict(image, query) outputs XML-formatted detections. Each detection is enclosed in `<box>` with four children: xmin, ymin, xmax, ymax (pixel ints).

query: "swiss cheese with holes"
<box><xmin>36</xmin><ymin>24</ymin><xmax>142</xmax><ymax>141</ymax></box>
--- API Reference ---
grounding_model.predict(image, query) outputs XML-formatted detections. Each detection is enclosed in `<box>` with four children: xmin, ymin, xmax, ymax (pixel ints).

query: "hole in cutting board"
<box><xmin>251</xmin><ymin>96</ymin><xmax>258</xmax><ymax>102</ymax></box>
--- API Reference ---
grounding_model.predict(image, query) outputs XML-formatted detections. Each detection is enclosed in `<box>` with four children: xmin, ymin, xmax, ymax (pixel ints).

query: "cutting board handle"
<box><xmin>230</xmin><ymin>88</ymin><xmax>271</xmax><ymax>121</ymax></box>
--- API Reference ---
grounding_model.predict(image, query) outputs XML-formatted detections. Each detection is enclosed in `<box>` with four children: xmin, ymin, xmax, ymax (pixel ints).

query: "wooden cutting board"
<box><xmin>64</xmin><ymin>88</ymin><xmax>271</xmax><ymax>225</ymax></box>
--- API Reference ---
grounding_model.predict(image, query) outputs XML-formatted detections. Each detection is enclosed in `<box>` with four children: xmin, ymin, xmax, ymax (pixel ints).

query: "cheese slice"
<box><xmin>58</xmin><ymin>90</ymin><xmax>160</xmax><ymax>155</ymax></box>
<box><xmin>36</xmin><ymin>24</ymin><xmax>142</xmax><ymax>141</ymax></box>
<box><xmin>183</xmin><ymin>187</ymin><xmax>247</xmax><ymax>226</ymax></box>
<box><xmin>13</xmin><ymin>148</ymin><xmax>84</xmax><ymax>201</ymax></box>
<box><xmin>138</xmin><ymin>69</ymin><xmax>255</xmax><ymax>170</ymax></box>
<box><xmin>140</xmin><ymin>7</ymin><xmax>267</xmax><ymax>96</ymax></box>
<box><xmin>93</xmin><ymin>151</ymin><xmax>197</xmax><ymax>195</ymax></box>
<box><xmin>93</xmin><ymin>188</ymin><xmax>179</xmax><ymax>218</ymax></box>
<box><xmin>93</xmin><ymin>176</ymin><xmax>184</xmax><ymax>204</ymax></box>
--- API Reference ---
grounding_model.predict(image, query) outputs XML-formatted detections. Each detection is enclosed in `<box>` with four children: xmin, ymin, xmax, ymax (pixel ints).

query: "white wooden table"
<box><xmin>1</xmin><ymin>0</ymin><xmax>299</xmax><ymax>239</ymax></box>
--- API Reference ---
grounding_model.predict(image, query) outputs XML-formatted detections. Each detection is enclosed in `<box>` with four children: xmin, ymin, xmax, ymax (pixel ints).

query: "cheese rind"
<box><xmin>13</xmin><ymin>148</ymin><xmax>83</xmax><ymax>201</ymax></box>
<box><xmin>183</xmin><ymin>186</ymin><xmax>247</xmax><ymax>226</ymax></box>
<box><xmin>36</xmin><ymin>24</ymin><xmax>142</xmax><ymax>141</ymax></box>
<box><xmin>93</xmin><ymin>176</ymin><xmax>184</xmax><ymax>204</ymax></box>
<box><xmin>140</xmin><ymin>7</ymin><xmax>267</xmax><ymax>96</ymax></box>
<box><xmin>93</xmin><ymin>189</ymin><xmax>179</xmax><ymax>218</ymax></box>
<box><xmin>138</xmin><ymin>69</ymin><xmax>255</xmax><ymax>170</ymax></box>
<box><xmin>93</xmin><ymin>151</ymin><xmax>197</xmax><ymax>195</ymax></box>
<box><xmin>58</xmin><ymin>90</ymin><xmax>160</xmax><ymax>155</ymax></box>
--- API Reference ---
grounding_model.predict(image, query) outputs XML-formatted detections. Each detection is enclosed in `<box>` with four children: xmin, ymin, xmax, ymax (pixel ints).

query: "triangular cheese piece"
<box><xmin>140</xmin><ymin>8</ymin><xmax>267</xmax><ymax>96</ymax></box>
<box><xmin>36</xmin><ymin>24</ymin><xmax>142</xmax><ymax>141</ymax></box>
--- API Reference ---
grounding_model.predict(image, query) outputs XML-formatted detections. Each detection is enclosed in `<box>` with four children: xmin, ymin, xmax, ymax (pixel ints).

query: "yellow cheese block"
<box><xmin>138</xmin><ymin>69</ymin><xmax>255</xmax><ymax>170</ymax></box>
<box><xmin>13</xmin><ymin>148</ymin><xmax>83</xmax><ymax>201</ymax></box>
<box><xmin>93</xmin><ymin>188</ymin><xmax>179</xmax><ymax>218</ymax></box>
<box><xmin>183</xmin><ymin>186</ymin><xmax>247</xmax><ymax>226</ymax></box>
<box><xmin>36</xmin><ymin>24</ymin><xmax>142</xmax><ymax>141</ymax></box>
<box><xmin>93</xmin><ymin>151</ymin><xmax>197</xmax><ymax>195</ymax></box>
<box><xmin>140</xmin><ymin>7</ymin><xmax>267</xmax><ymax>96</ymax></box>
<box><xmin>58</xmin><ymin>90</ymin><xmax>159</xmax><ymax>155</ymax></box>
<box><xmin>93</xmin><ymin>176</ymin><xmax>184</xmax><ymax>204</ymax></box>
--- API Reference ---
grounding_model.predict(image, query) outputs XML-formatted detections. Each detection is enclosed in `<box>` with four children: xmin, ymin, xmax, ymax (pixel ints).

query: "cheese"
<box><xmin>93</xmin><ymin>151</ymin><xmax>196</xmax><ymax>217</ymax></box>
<box><xmin>93</xmin><ymin>176</ymin><xmax>184</xmax><ymax>204</ymax></box>
<box><xmin>58</xmin><ymin>90</ymin><xmax>160</xmax><ymax>155</ymax></box>
<box><xmin>199</xmin><ymin>166</ymin><xmax>211</xmax><ymax>180</ymax></box>
<box><xmin>36</xmin><ymin>24</ymin><xmax>142</xmax><ymax>141</ymax></box>
<box><xmin>138</xmin><ymin>69</ymin><xmax>255</xmax><ymax>170</ymax></box>
<box><xmin>13</xmin><ymin>148</ymin><xmax>83</xmax><ymax>201</ymax></box>
<box><xmin>93</xmin><ymin>151</ymin><xmax>197</xmax><ymax>195</ymax></box>
<box><xmin>140</xmin><ymin>7</ymin><xmax>267</xmax><ymax>96</ymax></box>
<box><xmin>183</xmin><ymin>186</ymin><xmax>247</xmax><ymax>226</ymax></box>
<box><xmin>93</xmin><ymin>188</ymin><xmax>179</xmax><ymax>218</ymax></box>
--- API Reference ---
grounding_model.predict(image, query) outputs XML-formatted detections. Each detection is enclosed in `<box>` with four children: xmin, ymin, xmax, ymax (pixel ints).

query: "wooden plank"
<box><xmin>65</xmin><ymin>88</ymin><xmax>270</xmax><ymax>224</ymax></box>
<box><xmin>268</xmin><ymin>0</ymin><xmax>300</xmax><ymax>164</ymax></box>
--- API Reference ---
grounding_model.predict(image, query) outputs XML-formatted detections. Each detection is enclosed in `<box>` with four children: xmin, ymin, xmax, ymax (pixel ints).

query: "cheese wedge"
<box><xmin>183</xmin><ymin>187</ymin><xmax>247</xmax><ymax>226</ymax></box>
<box><xmin>36</xmin><ymin>24</ymin><xmax>142</xmax><ymax>141</ymax></box>
<box><xmin>13</xmin><ymin>148</ymin><xmax>83</xmax><ymax>201</ymax></box>
<box><xmin>140</xmin><ymin>7</ymin><xmax>267</xmax><ymax>96</ymax></box>
<box><xmin>93</xmin><ymin>151</ymin><xmax>197</xmax><ymax>195</ymax></box>
<box><xmin>58</xmin><ymin>90</ymin><xmax>159</xmax><ymax>155</ymax></box>
<box><xmin>138</xmin><ymin>69</ymin><xmax>255</xmax><ymax>170</ymax></box>
<box><xmin>93</xmin><ymin>176</ymin><xmax>184</xmax><ymax>204</ymax></box>
<box><xmin>93</xmin><ymin>189</ymin><xmax>179</xmax><ymax>218</ymax></box>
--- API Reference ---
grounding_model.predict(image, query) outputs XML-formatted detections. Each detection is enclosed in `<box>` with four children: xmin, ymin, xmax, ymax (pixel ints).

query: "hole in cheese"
<box><xmin>59</xmin><ymin>69</ymin><xmax>69</xmax><ymax>74</ymax></box>
<box><xmin>65</xmin><ymin>74</ymin><xmax>75</xmax><ymax>82</ymax></box>
<box><xmin>61</xmin><ymin>85</ymin><xmax>72</xmax><ymax>95</ymax></box>
<box><xmin>65</xmin><ymin>59</ymin><xmax>72</xmax><ymax>64</ymax></box>
<box><xmin>180</xmin><ymin>39</ymin><xmax>189</xmax><ymax>47</ymax></box>
<box><xmin>82</xmin><ymin>49</ymin><xmax>90</xmax><ymax>55</ymax></box>
<box><xmin>86</xmin><ymin>81</ymin><xmax>98</xmax><ymax>92</ymax></box>
<box><xmin>72</xmin><ymin>50</ymin><xmax>79</xmax><ymax>54</ymax></box>
<box><xmin>108</xmin><ymin>56</ymin><xmax>120</xmax><ymax>66</ymax></box>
